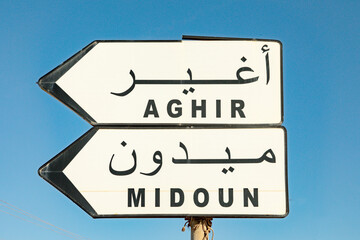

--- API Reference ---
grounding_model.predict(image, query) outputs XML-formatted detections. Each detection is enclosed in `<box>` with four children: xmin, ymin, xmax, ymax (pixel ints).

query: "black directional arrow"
<box><xmin>38</xmin><ymin>127</ymin><xmax>98</xmax><ymax>217</ymax></box>
<box><xmin>37</xmin><ymin>37</ymin><xmax>283</xmax><ymax>126</ymax></box>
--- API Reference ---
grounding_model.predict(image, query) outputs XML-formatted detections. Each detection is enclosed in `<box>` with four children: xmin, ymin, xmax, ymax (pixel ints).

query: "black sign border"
<box><xmin>38</xmin><ymin>36</ymin><xmax>284</xmax><ymax>127</ymax></box>
<box><xmin>38</xmin><ymin>126</ymin><xmax>288</xmax><ymax>219</ymax></box>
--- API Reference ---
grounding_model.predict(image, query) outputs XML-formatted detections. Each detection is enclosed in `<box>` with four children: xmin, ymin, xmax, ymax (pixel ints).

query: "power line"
<box><xmin>0</xmin><ymin>200</ymin><xmax>91</xmax><ymax>240</ymax></box>
<box><xmin>0</xmin><ymin>209</ymin><xmax>76</xmax><ymax>239</ymax></box>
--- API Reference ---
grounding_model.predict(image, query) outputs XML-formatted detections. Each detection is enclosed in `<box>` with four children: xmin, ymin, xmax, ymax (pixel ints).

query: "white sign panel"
<box><xmin>38</xmin><ymin>37</ymin><xmax>283</xmax><ymax>125</ymax></box>
<box><xmin>39</xmin><ymin>127</ymin><xmax>288</xmax><ymax>218</ymax></box>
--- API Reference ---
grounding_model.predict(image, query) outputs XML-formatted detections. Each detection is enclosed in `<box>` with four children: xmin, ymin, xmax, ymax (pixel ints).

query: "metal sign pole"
<box><xmin>183</xmin><ymin>217</ymin><xmax>213</xmax><ymax>240</ymax></box>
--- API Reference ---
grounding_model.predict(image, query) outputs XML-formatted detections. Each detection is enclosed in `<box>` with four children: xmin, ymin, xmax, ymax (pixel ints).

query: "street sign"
<box><xmin>38</xmin><ymin>37</ymin><xmax>283</xmax><ymax>126</ymax></box>
<box><xmin>39</xmin><ymin>127</ymin><xmax>288</xmax><ymax>218</ymax></box>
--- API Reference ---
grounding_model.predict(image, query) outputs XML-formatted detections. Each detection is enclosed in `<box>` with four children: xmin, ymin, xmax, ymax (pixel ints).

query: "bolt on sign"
<box><xmin>38</xmin><ymin>36</ymin><xmax>283</xmax><ymax>126</ymax></box>
<box><xmin>38</xmin><ymin>36</ymin><xmax>288</xmax><ymax>219</ymax></box>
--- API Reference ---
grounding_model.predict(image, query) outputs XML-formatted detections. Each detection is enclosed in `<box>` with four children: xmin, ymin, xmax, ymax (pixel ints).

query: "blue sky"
<box><xmin>1</xmin><ymin>0</ymin><xmax>360</xmax><ymax>239</ymax></box>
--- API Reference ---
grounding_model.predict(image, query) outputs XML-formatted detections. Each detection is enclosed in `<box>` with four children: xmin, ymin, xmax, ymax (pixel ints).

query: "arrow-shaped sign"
<box><xmin>38</xmin><ymin>36</ymin><xmax>283</xmax><ymax>126</ymax></box>
<box><xmin>39</xmin><ymin>127</ymin><xmax>288</xmax><ymax>218</ymax></box>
